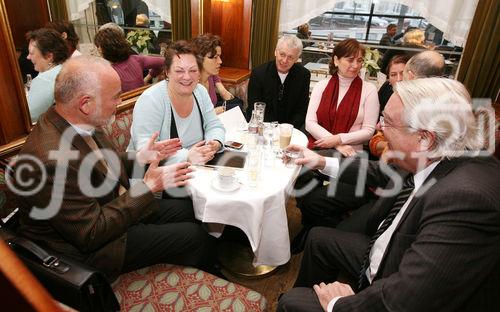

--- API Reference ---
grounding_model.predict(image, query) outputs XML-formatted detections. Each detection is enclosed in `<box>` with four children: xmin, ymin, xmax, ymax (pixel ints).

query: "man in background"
<box><xmin>378</xmin><ymin>23</ymin><xmax>397</xmax><ymax>53</ymax></box>
<box><xmin>404</xmin><ymin>50</ymin><xmax>445</xmax><ymax>79</ymax></box>
<box><xmin>247</xmin><ymin>35</ymin><xmax>311</xmax><ymax>129</ymax></box>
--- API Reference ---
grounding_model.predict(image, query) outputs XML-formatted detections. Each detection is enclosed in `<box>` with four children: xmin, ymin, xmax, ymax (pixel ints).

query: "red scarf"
<box><xmin>308</xmin><ymin>72</ymin><xmax>362</xmax><ymax>148</ymax></box>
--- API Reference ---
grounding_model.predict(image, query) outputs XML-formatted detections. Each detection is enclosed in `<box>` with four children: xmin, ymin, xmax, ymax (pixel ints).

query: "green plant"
<box><xmin>363</xmin><ymin>47</ymin><xmax>381</xmax><ymax>76</ymax></box>
<box><xmin>126</xmin><ymin>29</ymin><xmax>152</xmax><ymax>54</ymax></box>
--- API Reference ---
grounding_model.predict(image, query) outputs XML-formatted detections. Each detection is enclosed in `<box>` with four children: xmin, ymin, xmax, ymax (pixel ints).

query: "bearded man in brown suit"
<box><xmin>13</xmin><ymin>56</ymin><xmax>216</xmax><ymax>280</ymax></box>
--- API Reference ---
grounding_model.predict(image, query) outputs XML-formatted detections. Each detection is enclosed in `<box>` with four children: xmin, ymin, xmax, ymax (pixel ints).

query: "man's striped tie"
<box><xmin>358</xmin><ymin>175</ymin><xmax>415</xmax><ymax>290</ymax></box>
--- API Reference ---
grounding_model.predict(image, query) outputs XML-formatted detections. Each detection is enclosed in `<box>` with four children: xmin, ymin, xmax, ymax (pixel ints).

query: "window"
<box><xmin>285</xmin><ymin>1</ymin><xmax>463</xmax><ymax>78</ymax></box>
<box><xmin>289</xmin><ymin>0</ymin><xmax>451</xmax><ymax>46</ymax></box>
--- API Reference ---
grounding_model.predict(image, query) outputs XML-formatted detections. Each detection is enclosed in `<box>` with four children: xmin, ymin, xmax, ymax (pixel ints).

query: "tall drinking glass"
<box><xmin>263</xmin><ymin>123</ymin><xmax>274</xmax><ymax>146</ymax></box>
<box><xmin>279</xmin><ymin>123</ymin><xmax>294</xmax><ymax>150</ymax></box>
<box><xmin>246</xmin><ymin>150</ymin><xmax>261</xmax><ymax>187</ymax></box>
<box><xmin>271</xmin><ymin>121</ymin><xmax>280</xmax><ymax>155</ymax></box>
<box><xmin>263</xmin><ymin>123</ymin><xmax>275</xmax><ymax>166</ymax></box>
<box><xmin>254</xmin><ymin>102</ymin><xmax>266</xmax><ymax>123</ymax></box>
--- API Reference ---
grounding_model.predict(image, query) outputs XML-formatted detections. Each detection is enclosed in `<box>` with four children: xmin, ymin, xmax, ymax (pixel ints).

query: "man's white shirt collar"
<box><xmin>69</xmin><ymin>122</ymin><xmax>94</xmax><ymax>137</ymax></box>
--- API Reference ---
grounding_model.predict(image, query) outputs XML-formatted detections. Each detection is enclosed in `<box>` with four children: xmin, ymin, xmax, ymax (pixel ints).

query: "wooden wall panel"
<box><xmin>191</xmin><ymin>0</ymin><xmax>251</xmax><ymax>69</ymax></box>
<box><xmin>191</xmin><ymin>0</ymin><xmax>201</xmax><ymax>37</ymax></box>
<box><xmin>201</xmin><ymin>0</ymin><xmax>252</xmax><ymax>69</ymax></box>
<box><xmin>4</xmin><ymin>0</ymin><xmax>50</xmax><ymax>49</ymax></box>
<box><xmin>0</xmin><ymin>0</ymin><xmax>31</xmax><ymax>148</ymax></box>
<box><xmin>241</xmin><ymin>0</ymin><xmax>252</xmax><ymax>67</ymax></box>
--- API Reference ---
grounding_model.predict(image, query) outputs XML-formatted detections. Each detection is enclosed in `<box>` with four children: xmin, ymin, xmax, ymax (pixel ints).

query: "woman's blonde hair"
<box><xmin>403</xmin><ymin>29</ymin><xmax>425</xmax><ymax>45</ymax></box>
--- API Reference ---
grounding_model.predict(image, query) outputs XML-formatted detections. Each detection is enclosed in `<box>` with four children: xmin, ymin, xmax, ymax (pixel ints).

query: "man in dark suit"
<box><xmin>13</xmin><ymin>56</ymin><xmax>216</xmax><ymax>280</ymax></box>
<box><xmin>247</xmin><ymin>35</ymin><xmax>311</xmax><ymax>129</ymax></box>
<box><xmin>278</xmin><ymin>77</ymin><xmax>500</xmax><ymax>311</ymax></box>
<box><xmin>291</xmin><ymin>50</ymin><xmax>446</xmax><ymax>254</ymax></box>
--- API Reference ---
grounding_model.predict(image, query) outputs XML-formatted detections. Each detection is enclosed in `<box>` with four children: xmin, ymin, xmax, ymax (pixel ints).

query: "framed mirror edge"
<box><xmin>0</xmin><ymin>0</ymin><xmax>175</xmax><ymax>159</ymax></box>
<box><xmin>0</xmin><ymin>0</ymin><xmax>33</xmax><ymax>135</ymax></box>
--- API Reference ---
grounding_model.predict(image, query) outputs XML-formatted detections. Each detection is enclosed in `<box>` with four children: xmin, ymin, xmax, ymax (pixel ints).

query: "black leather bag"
<box><xmin>6</xmin><ymin>236</ymin><xmax>120</xmax><ymax>312</ymax></box>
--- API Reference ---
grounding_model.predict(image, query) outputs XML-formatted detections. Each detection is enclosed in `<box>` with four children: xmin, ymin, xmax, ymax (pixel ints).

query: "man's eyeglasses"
<box><xmin>379</xmin><ymin>116</ymin><xmax>388</xmax><ymax>128</ymax></box>
<box><xmin>379</xmin><ymin>116</ymin><xmax>409</xmax><ymax>129</ymax></box>
<box><xmin>278</xmin><ymin>84</ymin><xmax>284</xmax><ymax>101</ymax></box>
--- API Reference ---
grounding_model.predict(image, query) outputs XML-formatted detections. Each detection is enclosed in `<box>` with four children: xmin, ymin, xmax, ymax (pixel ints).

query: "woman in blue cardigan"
<box><xmin>26</xmin><ymin>28</ymin><xmax>70</xmax><ymax>122</ymax></box>
<box><xmin>129</xmin><ymin>41</ymin><xmax>225</xmax><ymax>165</ymax></box>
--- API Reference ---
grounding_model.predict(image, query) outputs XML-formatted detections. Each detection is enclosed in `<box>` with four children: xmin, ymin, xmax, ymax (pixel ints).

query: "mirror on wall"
<box><xmin>10</xmin><ymin>0</ymin><xmax>172</xmax><ymax>125</ymax></box>
<box><xmin>94</xmin><ymin>0</ymin><xmax>172</xmax><ymax>54</ymax></box>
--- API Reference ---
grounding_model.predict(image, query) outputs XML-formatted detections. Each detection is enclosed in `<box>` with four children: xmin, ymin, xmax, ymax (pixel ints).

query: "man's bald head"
<box><xmin>54</xmin><ymin>56</ymin><xmax>121</xmax><ymax>127</ymax></box>
<box><xmin>404</xmin><ymin>50</ymin><xmax>445</xmax><ymax>80</ymax></box>
<box><xmin>54</xmin><ymin>56</ymin><xmax>118</xmax><ymax>105</ymax></box>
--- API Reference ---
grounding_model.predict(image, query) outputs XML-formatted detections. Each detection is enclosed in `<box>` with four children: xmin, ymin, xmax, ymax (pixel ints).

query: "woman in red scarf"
<box><xmin>291</xmin><ymin>39</ymin><xmax>380</xmax><ymax>254</ymax></box>
<box><xmin>306</xmin><ymin>39</ymin><xmax>379</xmax><ymax>157</ymax></box>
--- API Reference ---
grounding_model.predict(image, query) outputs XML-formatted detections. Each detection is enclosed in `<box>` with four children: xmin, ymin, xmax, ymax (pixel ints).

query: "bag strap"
<box><xmin>170</xmin><ymin>92</ymin><xmax>205</xmax><ymax>139</ymax></box>
<box><xmin>0</xmin><ymin>239</ymin><xmax>64</xmax><ymax>311</ymax></box>
<box><xmin>8</xmin><ymin>237</ymin><xmax>71</xmax><ymax>274</ymax></box>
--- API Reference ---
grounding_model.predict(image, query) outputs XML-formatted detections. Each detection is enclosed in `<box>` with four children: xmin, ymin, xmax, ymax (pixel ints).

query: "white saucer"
<box><xmin>211</xmin><ymin>178</ymin><xmax>240</xmax><ymax>192</ymax></box>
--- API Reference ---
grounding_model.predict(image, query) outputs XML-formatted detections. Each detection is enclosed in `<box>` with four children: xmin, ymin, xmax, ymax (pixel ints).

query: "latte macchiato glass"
<box><xmin>279</xmin><ymin>123</ymin><xmax>293</xmax><ymax>149</ymax></box>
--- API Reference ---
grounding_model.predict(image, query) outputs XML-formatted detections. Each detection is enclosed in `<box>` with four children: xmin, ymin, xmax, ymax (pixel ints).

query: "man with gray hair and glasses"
<box><xmin>278</xmin><ymin>77</ymin><xmax>500</xmax><ymax>311</ymax></box>
<box><xmin>247</xmin><ymin>35</ymin><xmax>311</xmax><ymax>129</ymax></box>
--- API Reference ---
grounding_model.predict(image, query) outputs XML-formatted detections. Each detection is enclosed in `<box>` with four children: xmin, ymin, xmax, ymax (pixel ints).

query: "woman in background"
<box><xmin>378</xmin><ymin>54</ymin><xmax>409</xmax><ymax>111</ymax></box>
<box><xmin>292</xmin><ymin>39</ymin><xmax>379</xmax><ymax>252</ymax></box>
<box><xmin>26</xmin><ymin>28</ymin><xmax>69</xmax><ymax>122</ymax></box>
<box><xmin>305</xmin><ymin>38</ymin><xmax>379</xmax><ymax>157</ymax></box>
<box><xmin>379</xmin><ymin>28</ymin><xmax>426</xmax><ymax>75</ymax></box>
<box><xmin>296</xmin><ymin>23</ymin><xmax>313</xmax><ymax>47</ymax></box>
<box><xmin>45</xmin><ymin>20</ymin><xmax>81</xmax><ymax>57</ymax></box>
<box><xmin>370</xmin><ymin>54</ymin><xmax>409</xmax><ymax>159</ymax></box>
<box><xmin>129</xmin><ymin>41</ymin><xmax>225</xmax><ymax>165</ymax></box>
<box><xmin>94</xmin><ymin>27</ymin><xmax>164</xmax><ymax>92</ymax></box>
<box><xmin>190</xmin><ymin>33</ymin><xmax>234</xmax><ymax>114</ymax></box>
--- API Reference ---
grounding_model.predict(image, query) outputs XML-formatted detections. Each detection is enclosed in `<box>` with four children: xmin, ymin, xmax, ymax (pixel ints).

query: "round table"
<box><xmin>188</xmin><ymin>128</ymin><xmax>308</xmax><ymax>272</ymax></box>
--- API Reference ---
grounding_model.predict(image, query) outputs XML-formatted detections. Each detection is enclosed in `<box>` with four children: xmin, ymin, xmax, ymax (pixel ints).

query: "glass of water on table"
<box><xmin>284</xmin><ymin>149</ymin><xmax>300</xmax><ymax>167</ymax></box>
<box><xmin>246</xmin><ymin>150</ymin><xmax>261</xmax><ymax>187</ymax></box>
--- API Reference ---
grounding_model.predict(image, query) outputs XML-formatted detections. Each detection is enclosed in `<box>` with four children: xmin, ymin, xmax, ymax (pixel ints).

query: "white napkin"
<box><xmin>217</xmin><ymin>106</ymin><xmax>247</xmax><ymax>132</ymax></box>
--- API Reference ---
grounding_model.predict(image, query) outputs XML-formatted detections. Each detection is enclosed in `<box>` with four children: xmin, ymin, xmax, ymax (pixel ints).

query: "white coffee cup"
<box><xmin>217</xmin><ymin>167</ymin><xmax>236</xmax><ymax>188</ymax></box>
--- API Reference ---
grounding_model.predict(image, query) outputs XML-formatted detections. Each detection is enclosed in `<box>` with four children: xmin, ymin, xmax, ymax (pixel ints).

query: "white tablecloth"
<box><xmin>188</xmin><ymin>129</ymin><xmax>308</xmax><ymax>266</ymax></box>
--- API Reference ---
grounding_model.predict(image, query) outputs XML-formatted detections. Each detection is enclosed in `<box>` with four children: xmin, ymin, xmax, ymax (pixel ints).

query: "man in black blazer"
<box><xmin>278</xmin><ymin>78</ymin><xmax>500</xmax><ymax>311</ymax></box>
<box><xmin>247</xmin><ymin>35</ymin><xmax>311</xmax><ymax>129</ymax></box>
